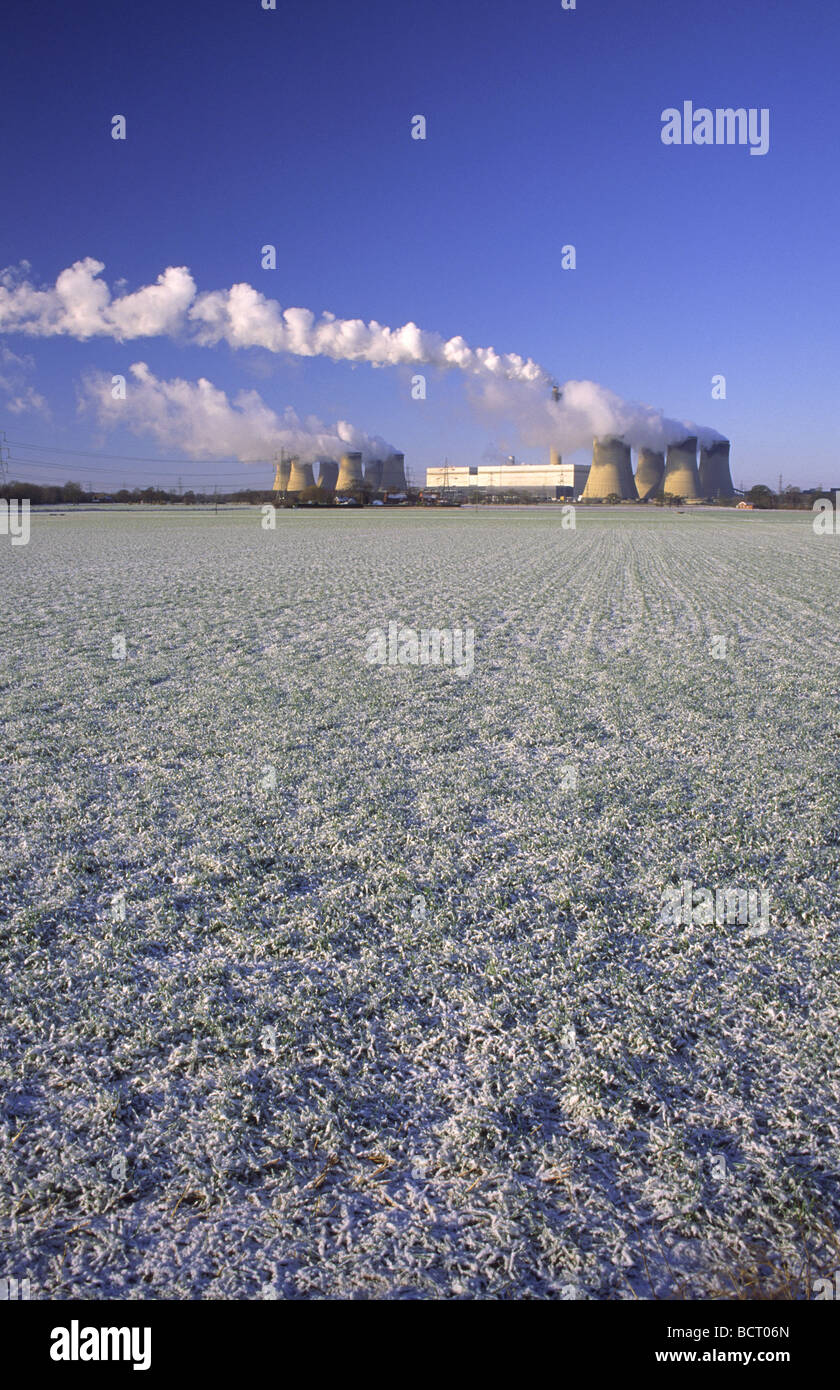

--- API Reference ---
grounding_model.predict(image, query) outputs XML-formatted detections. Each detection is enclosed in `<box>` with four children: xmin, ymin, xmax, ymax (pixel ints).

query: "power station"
<box><xmin>423</xmin><ymin>384</ymin><xmax>734</xmax><ymax>501</ymax></box>
<box><xmin>271</xmin><ymin>391</ymin><xmax>734</xmax><ymax>503</ymax></box>
<box><xmin>425</xmin><ymin>435</ymin><xmax>733</xmax><ymax>501</ymax></box>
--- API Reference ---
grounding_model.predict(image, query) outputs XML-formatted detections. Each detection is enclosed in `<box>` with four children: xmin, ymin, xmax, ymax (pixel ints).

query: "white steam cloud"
<box><xmin>0</xmin><ymin>257</ymin><xmax>543</xmax><ymax>380</ymax></box>
<box><xmin>82</xmin><ymin>364</ymin><xmax>394</xmax><ymax>464</ymax></box>
<box><xmin>0</xmin><ymin>259</ymin><xmax>196</xmax><ymax>341</ymax></box>
<box><xmin>474</xmin><ymin>376</ymin><xmax>724</xmax><ymax>452</ymax></box>
<box><xmin>4</xmin><ymin>258</ymin><xmax>723</xmax><ymax>451</ymax></box>
<box><xmin>0</xmin><ymin>344</ymin><xmax>50</xmax><ymax>418</ymax></box>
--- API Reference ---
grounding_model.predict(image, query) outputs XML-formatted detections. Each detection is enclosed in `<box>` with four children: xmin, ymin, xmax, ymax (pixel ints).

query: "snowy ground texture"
<box><xmin>2</xmin><ymin>504</ymin><xmax>840</xmax><ymax>1300</ymax></box>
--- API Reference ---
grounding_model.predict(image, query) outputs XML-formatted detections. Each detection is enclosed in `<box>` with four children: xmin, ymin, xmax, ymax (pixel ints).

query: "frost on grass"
<box><xmin>1</xmin><ymin>506</ymin><xmax>839</xmax><ymax>1299</ymax></box>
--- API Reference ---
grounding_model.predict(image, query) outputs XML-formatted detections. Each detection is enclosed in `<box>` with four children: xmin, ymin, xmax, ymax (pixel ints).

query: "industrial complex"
<box><xmin>425</xmin><ymin>435</ymin><xmax>735</xmax><ymax>502</ymax></box>
<box><xmin>274</xmin><ymin>436</ymin><xmax>735</xmax><ymax>504</ymax></box>
<box><xmin>271</xmin><ymin>377</ymin><xmax>734</xmax><ymax>505</ymax></box>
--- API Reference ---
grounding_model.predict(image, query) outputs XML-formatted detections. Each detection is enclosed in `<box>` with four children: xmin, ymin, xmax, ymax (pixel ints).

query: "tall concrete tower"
<box><xmin>635</xmin><ymin>449</ymin><xmax>665</xmax><ymax>500</ymax></box>
<box><xmin>663</xmin><ymin>436</ymin><xmax>701</xmax><ymax>500</ymax></box>
<box><xmin>549</xmin><ymin>384</ymin><xmax>562</xmax><ymax>468</ymax></box>
<box><xmin>364</xmin><ymin>457</ymin><xmax>383</xmax><ymax>490</ymax></box>
<box><xmin>336</xmin><ymin>451</ymin><xmax>364</xmax><ymax>491</ymax></box>
<box><xmin>582</xmin><ymin>437</ymin><xmax>635</xmax><ymax>500</ymax></box>
<box><xmin>381</xmin><ymin>452</ymin><xmax>407</xmax><ymax>491</ymax></box>
<box><xmin>272</xmin><ymin>455</ymin><xmax>291</xmax><ymax>493</ymax></box>
<box><xmin>286</xmin><ymin>458</ymin><xmax>316</xmax><ymax>492</ymax></box>
<box><xmin>318</xmin><ymin>459</ymin><xmax>338</xmax><ymax>493</ymax></box>
<box><xmin>699</xmin><ymin>440</ymin><xmax>734</xmax><ymax>498</ymax></box>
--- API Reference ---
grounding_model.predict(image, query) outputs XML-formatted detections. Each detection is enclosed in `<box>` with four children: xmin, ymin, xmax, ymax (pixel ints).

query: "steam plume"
<box><xmin>82</xmin><ymin>363</ymin><xmax>394</xmax><ymax>464</ymax></box>
<box><xmin>6</xmin><ymin>258</ymin><xmax>723</xmax><ymax>449</ymax></box>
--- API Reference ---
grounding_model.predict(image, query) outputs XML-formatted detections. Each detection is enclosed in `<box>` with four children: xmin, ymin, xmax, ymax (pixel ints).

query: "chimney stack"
<box><xmin>549</xmin><ymin>384</ymin><xmax>562</xmax><ymax>467</ymax></box>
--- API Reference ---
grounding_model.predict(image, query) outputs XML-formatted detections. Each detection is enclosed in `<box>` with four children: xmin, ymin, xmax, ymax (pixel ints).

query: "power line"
<box><xmin>6</xmin><ymin>454</ymin><xmax>270</xmax><ymax>485</ymax></box>
<box><xmin>5</xmin><ymin>437</ymin><xmax>259</xmax><ymax>466</ymax></box>
<box><xmin>8</xmin><ymin>454</ymin><xmax>262</xmax><ymax>479</ymax></box>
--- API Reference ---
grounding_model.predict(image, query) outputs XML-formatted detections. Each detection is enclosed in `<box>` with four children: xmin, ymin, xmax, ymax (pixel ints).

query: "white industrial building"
<box><xmin>424</xmin><ymin>460</ymin><xmax>589</xmax><ymax>498</ymax></box>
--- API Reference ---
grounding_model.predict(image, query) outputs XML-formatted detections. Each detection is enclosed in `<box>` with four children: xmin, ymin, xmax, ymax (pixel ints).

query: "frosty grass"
<box><xmin>1</xmin><ymin>504</ymin><xmax>839</xmax><ymax>1299</ymax></box>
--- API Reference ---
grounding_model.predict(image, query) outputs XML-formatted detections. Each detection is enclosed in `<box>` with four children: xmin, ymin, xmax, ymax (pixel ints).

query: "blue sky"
<box><xmin>1</xmin><ymin>0</ymin><xmax>838</xmax><ymax>490</ymax></box>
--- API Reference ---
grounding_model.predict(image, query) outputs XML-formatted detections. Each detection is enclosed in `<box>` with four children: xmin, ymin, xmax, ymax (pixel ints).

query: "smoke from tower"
<box><xmin>82</xmin><ymin>363</ymin><xmax>395</xmax><ymax>465</ymax></box>
<box><xmin>10</xmin><ymin>258</ymin><xmax>726</xmax><ymax>462</ymax></box>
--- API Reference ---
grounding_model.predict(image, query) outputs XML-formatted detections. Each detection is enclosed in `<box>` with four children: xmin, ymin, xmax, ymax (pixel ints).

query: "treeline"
<box><xmin>0</xmin><ymin>481</ymin><xmax>276</xmax><ymax>505</ymax></box>
<box><xmin>627</xmin><ymin>485</ymin><xmax>833</xmax><ymax>509</ymax></box>
<box><xmin>1</xmin><ymin>479</ymin><xmax>832</xmax><ymax>510</ymax></box>
<box><xmin>739</xmin><ymin>485</ymin><xmax>833</xmax><ymax>509</ymax></box>
<box><xmin>274</xmin><ymin>484</ymin><xmax>416</xmax><ymax>507</ymax></box>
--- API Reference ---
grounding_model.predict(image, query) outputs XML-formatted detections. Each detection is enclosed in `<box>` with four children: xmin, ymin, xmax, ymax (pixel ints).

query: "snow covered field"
<box><xmin>2</xmin><ymin>505</ymin><xmax>839</xmax><ymax>1300</ymax></box>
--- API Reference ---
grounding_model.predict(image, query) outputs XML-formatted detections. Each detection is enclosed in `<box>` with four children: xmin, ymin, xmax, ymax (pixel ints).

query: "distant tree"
<box><xmin>781</xmin><ymin>486</ymin><xmax>804</xmax><ymax>509</ymax></box>
<box><xmin>667</xmin><ymin>494</ymin><xmax>684</xmax><ymax>507</ymax></box>
<box><xmin>747</xmin><ymin>484</ymin><xmax>775</xmax><ymax>509</ymax></box>
<box><xmin>296</xmin><ymin>484</ymin><xmax>324</xmax><ymax>505</ymax></box>
<box><xmin>603</xmin><ymin>493</ymin><xmax>622</xmax><ymax>505</ymax></box>
<box><xmin>62</xmin><ymin>481</ymin><xmax>84</xmax><ymax>503</ymax></box>
<box><xmin>6</xmin><ymin>480</ymin><xmax>43</xmax><ymax>503</ymax></box>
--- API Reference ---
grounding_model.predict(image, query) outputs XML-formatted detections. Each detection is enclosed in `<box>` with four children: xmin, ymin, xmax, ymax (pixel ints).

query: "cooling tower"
<box><xmin>274</xmin><ymin>456</ymin><xmax>291</xmax><ymax>492</ymax></box>
<box><xmin>286</xmin><ymin>457</ymin><xmax>316</xmax><ymax>492</ymax></box>
<box><xmin>582</xmin><ymin>437</ymin><xmax>636</xmax><ymax>501</ymax></box>
<box><xmin>318</xmin><ymin>459</ymin><xmax>338</xmax><ymax>493</ymax></box>
<box><xmin>663</xmin><ymin>436</ymin><xmax>701</xmax><ymax>500</ymax></box>
<box><xmin>381</xmin><ymin>452</ymin><xmax>407</xmax><ymax>491</ymax></box>
<box><xmin>699</xmin><ymin>440</ymin><xmax>734</xmax><ymax>498</ymax></box>
<box><xmin>635</xmin><ymin>448</ymin><xmax>665</xmax><ymax>500</ymax></box>
<box><xmin>364</xmin><ymin>457</ymin><xmax>383</xmax><ymax>490</ymax></box>
<box><xmin>336</xmin><ymin>451</ymin><xmax>363</xmax><ymax>491</ymax></box>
